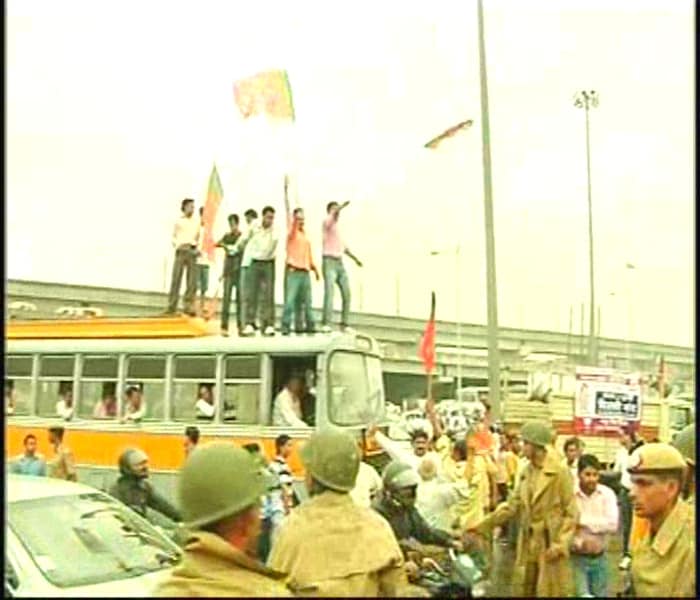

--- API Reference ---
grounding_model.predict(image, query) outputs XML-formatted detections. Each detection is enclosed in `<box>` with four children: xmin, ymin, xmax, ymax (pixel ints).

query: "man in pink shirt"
<box><xmin>321</xmin><ymin>201</ymin><xmax>362</xmax><ymax>332</ymax></box>
<box><xmin>571</xmin><ymin>453</ymin><xmax>619</xmax><ymax>597</ymax></box>
<box><xmin>282</xmin><ymin>177</ymin><xmax>319</xmax><ymax>335</ymax></box>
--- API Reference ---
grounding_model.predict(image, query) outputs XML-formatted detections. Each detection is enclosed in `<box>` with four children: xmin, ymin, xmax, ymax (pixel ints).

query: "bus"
<box><xmin>5</xmin><ymin>317</ymin><xmax>387</xmax><ymax>501</ymax></box>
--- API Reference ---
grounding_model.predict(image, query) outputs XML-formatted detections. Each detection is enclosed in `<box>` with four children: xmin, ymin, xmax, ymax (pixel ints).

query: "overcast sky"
<box><xmin>6</xmin><ymin>0</ymin><xmax>694</xmax><ymax>347</ymax></box>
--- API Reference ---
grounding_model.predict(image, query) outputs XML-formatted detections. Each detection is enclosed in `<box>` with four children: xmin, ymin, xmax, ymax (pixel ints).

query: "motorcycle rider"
<box><xmin>109</xmin><ymin>448</ymin><xmax>182</xmax><ymax>524</ymax></box>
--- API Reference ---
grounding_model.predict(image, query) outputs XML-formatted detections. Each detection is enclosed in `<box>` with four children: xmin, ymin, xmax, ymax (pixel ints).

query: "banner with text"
<box><xmin>574</xmin><ymin>367</ymin><xmax>642</xmax><ymax>435</ymax></box>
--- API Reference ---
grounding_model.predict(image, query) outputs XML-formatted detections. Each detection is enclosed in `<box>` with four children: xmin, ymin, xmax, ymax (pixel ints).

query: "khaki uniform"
<box><xmin>477</xmin><ymin>447</ymin><xmax>578</xmax><ymax>597</ymax></box>
<box><xmin>156</xmin><ymin>531</ymin><xmax>292</xmax><ymax>597</ymax></box>
<box><xmin>268</xmin><ymin>490</ymin><xmax>409</xmax><ymax>596</ymax></box>
<box><xmin>47</xmin><ymin>443</ymin><xmax>77</xmax><ymax>481</ymax></box>
<box><xmin>630</xmin><ymin>499</ymin><xmax>695</xmax><ymax>597</ymax></box>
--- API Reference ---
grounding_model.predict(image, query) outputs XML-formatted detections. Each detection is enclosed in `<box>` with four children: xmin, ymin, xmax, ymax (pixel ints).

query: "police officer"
<box><xmin>469</xmin><ymin>420</ymin><xmax>578</xmax><ymax>597</ymax></box>
<box><xmin>672</xmin><ymin>424</ymin><xmax>695</xmax><ymax>506</ymax></box>
<box><xmin>267</xmin><ymin>429</ymin><xmax>410</xmax><ymax>596</ymax></box>
<box><xmin>156</xmin><ymin>443</ymin><xmax>293</xmax><ymax>597</ymax></box>
<box><xmin>109</xmin><ymin>448</ymin><xmax>181</xmax><ymax>523</ymax></box>
<box><xmin>627</xmin><ymin>442</ymin><xmax>695</xmax><ymax>597</ymax></box>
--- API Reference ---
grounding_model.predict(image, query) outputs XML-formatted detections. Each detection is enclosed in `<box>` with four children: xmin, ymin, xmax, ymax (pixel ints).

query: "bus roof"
<box><xmin>6</xmin><ymin>330</ymin><xmax>381</xmax><ymax>356</ymax></box>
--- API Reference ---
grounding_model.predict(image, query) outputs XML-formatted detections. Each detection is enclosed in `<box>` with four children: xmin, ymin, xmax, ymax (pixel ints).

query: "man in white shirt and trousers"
<box><xmin>166</xmin><ymin>198</ymin><xmax>199</xmax><ymax>316</ymax></box>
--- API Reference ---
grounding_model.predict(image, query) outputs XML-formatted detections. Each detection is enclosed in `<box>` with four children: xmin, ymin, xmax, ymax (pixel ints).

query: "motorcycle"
<box><xmin>414</xmin><ymin>548</ymin><xmax>490</xmax><ymax>598</ymax></box>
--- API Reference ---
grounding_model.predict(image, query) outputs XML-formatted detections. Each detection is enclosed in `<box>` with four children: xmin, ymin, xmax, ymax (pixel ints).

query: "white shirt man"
<box><xmin>55</xmin><ymin>397</ymin><xmax>74</xmax><ymax>421</ymax></box>
<box><xmin>172</xmin><ymin>213</ymin><xmax>200</xmax><ymax>249</ymax></box>
<box><xmin>272</xmin><ymin>386</ymin><xmax>308</xmax><ymax>428</ymax></box>
<box><xmin>416</xmin><ymin>458</ymin><xmax>461</xmax><ymax>531</ymax></box>
<box><xmin>373</xmin><ymin>430</ymin><xmax>441</xmax><ymax>476</ymax></box>
<box><xmin>241</xmin><ymin>221</ymin><xmax>278</xmax><ymax>267</ymax></box>
<box><xmin>350</xmin><ymin>461</ymin><xmax>383</xmax><ymax>508</ymax></box>
<box><xmin>195</xmin><ymin>398</ymin><xmax>215</xmax><ymax>419</ymax></box>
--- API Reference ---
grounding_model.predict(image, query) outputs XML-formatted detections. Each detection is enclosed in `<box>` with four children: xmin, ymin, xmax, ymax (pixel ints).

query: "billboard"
<box><xmin>574</xmin><ymin>367</ymin><xmax>642</xmax><ymax>435</ymax></box>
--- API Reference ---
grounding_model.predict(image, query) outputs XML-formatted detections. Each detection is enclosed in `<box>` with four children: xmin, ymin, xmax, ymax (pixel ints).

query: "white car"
<box><xmin>6</xmin><ymin>474</ymin><xmax>182</xmax><ymax>597</ymax></box>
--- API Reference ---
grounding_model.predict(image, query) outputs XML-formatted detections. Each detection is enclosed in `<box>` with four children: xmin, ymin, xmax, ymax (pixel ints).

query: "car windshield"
<box><xmin>8</xmin><ymin>492</ymin><xmax>181</xmax><ymax>588</ymax></box>
<box><xmin>328</xmin><ymin>352</ymin><xmax>385</xmax><ymax>426</ymax></box>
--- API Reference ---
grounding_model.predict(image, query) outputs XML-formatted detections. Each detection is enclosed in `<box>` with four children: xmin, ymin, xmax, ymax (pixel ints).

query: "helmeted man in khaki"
<box><xmin>672</xmin><ymin>424</ymin><xmax>695</xmax><ymax>507</ymax></box>
<box><xmin>155</xmin><ymin>442</ymin><xmax>293</xmax><ymax>597</ymax></box>
<box><xmin>267</xmin><ymin>429</ymin><xmax>410</xmax><ymax>596</ymax></box>
<box><xmin>470</xmin><ymin>420</ymin><xmax>578</xmax><ymax>597</ymax></box>
<box><xmin>627</xmin><ymin>442</ymin><xmax>695</xmax><ymax>598</ymax></box>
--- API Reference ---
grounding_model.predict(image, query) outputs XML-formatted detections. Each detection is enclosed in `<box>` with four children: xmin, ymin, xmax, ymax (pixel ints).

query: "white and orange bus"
<box><xmin>5</xmin><ymin>317</ymin><xmax>387</xmax><ymax>500</ymax></box>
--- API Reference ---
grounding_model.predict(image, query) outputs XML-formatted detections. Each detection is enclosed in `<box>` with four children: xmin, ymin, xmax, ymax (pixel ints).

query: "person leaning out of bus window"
<box><xmin>5</xmin><ymin>379</ymin><xmax>17</xmax><ymax>415</ymax></box>
<box><xmin>93</xmin><ymin>383</ymin><xmax>118</xmax><ymax>418</ymax></box>
<box><xmin>195</xmin><ymin>384</ymin><xmax>215</xmax><ymax>420</ymax></box>
<box><xmin>47</xmin><ymin>426</ymin><xmax>77</xmax><ymax>481</ymax></box>
<box><xmin>272</xmin><ymin>374</ymin><xmax>309</xmax><ymax>428</ymax></box>
<box><xmin>122</xmin><ymin>385</ymin><xmax>147</xmax><ymax>423</ymax></box>
<box><xmin>55</xmin><ymin>381</ymin><xmax>74</xmax><ymax>421</ymax></box>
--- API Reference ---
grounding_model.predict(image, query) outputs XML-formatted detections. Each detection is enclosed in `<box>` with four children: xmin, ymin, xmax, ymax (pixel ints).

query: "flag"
<box><xmin>201</xmin><ymin>164</ymin><xmax>223</xmax><ymax>262</ymax></box>
<box><xmin>424</xmin><ymin>120</ymin><xmax>473</xmax><ymax>150</ymax></box>
<box><xmin>418</xmin><ymin>292</ymin><xmax>437</xmax><ymax>374</ymax></box>
<box><xmin>233</xmin><ymin>69</ymin><xmax>295</xmax><ymax>121</ymax></box>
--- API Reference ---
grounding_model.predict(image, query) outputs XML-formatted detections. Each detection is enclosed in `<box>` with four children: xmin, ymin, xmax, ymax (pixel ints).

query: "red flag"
<box><xmin>418</xmin><ymin>292</ymin><xmax>437</xmax><ymax>373</ymax></box>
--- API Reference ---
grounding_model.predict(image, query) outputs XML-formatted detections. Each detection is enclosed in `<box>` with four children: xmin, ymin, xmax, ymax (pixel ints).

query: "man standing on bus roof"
<box><xmin>272</xmin><ymin>375</ymin><xmax>309</xmax><ymax>429</ymax></box>
<box><xmin>241</xmin><ymin>206</ymin><xmax>278</xmax><ymax>337</ymax></box>
<box><xmin>166</xmin><ymin>198</ymin><xmax>199</xmax><ymax>317</ymax></box>
<box><xmin>268</xmin><ymin>430</ymin><xmax>409</xmax><ymax>596</ymax></box>
<box><xmin>216</xmin><ymin>213</ymin><xmax>243</xmax><ymax>337</ymax></box>
<box><xmin>282</xmin><ymin>176</ymin><xmax>319</xmax><ymax>336</ymax></box>
<box><xmin>321</xmin><ymin>201</ymin><xmax>363</xmax><ymax>333</ymax></box>
<box><xmin>156</xmin><ymin>443</ymin><xmax>294</xmax><ymax>597</ymax></box>
<box><xmin>47</xmin><ymin>426</ymin><xmax>77</xmax><ymax>482</ymax></box>
<box><xmin>195</xmin><ymin>207</ymin><xmax>212</xmax><ymax>315</ymax></box>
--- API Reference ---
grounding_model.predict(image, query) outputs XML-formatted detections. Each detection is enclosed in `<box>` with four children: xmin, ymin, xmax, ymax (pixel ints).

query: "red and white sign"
<box><xmin>574</xmin><ymin>367</ymin><xmax>642</xmax><ymax>435</ymax></box>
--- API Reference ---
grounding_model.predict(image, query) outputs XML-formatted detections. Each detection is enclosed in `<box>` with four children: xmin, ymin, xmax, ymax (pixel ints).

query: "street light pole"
<box><xmin>477</xmin><ymin>0</ymin><xmax>501</xmax><ymax>418</ymax></box>
<box><xmin>574</xmin><ymin>90</ymin><xmax>599</xmax><ymax>366</ymax></box>
<box><xmin>456</xmin><ymin>245</ymin><xmax>462</xmax><ymax>392</ymax></box>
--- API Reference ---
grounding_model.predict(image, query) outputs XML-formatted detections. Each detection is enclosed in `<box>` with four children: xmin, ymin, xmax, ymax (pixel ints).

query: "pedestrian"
<box><xmin>47</xmin><ymin>426</ymin><xmax>77</xmax><ymax>481</ymax></box>
<box><xmin>469</xmin><ymin>420</ymin><xmax>578</xmax><ymax>597</ymax></box>
<box><xmin>612</xmin><ymin>427</ymin><xmax>635</xmax><ymax>570</ymax></box>
<box><xmin>350</xmin><ymin>441</ymin><xmax>383</xmax><ymax>509</ymax></box>
<box><xmin>156</xmin><ymin>443</ymin><xmax>293</xmax><ymax>597</ymax></box>
<box><xmin>10</xmin><ymin>433</ymin><xmax>47</xmax><ymax>476</ymax></box>
<box><xmin>184</xmin><ymin>426</ymin><xmax>200</xmax><ymax>458</ymax></box>
<box><xmin>241</xmin><ymin>206</ymin><xmax>278</xmax><ymax>336</ymax></box>
<box><xmin>371</xmin><ymin>425</ymin><xmax>441</xmax><ymax>475</ymax></box>
<box><xmin>282</xmin><ymin>177</ymin><xmax>319</xmax><ymax>335</ymax></box>
<box><xmin>627</xmin><ymin>443</ymin><xmax>695</xmax><ymax>597</ymax></box>
<box><xmin>570</xmin><ymin>453</ymin><xmax>619</xmax><ymax>597</ymax></box>
<box><xmin>216</xmin><ymin>213</ymin><xmax>243</xmax><ymax>336</ymax></box>
<box><xmin>272</xmin><ymin>374</ymin><xmax>309</xmax><ymax>428</ymax></box>
<box><xmin>671</xmin><ymin>423</ymin><xmax>695</xmax><ymax>505</ymax></box>
<box><xmin>268</xmin><ymin>430</ymin><xmax>410</xmax><ymax>596</ymax></box>
<box><xmin>166</xmin><ymin>198</ymin><xmax>199</xmax><ymax>316</ymax></box>
<box><xmin>109</xmin><ymin>448</ymin><xmax>182</xmax><ymax>524</ymax></box>
<box><xmin>268</xmin><ymin>435</ymin><xmax>295</xmax><ymax>542</ymax></box>
<box><xmin>563</xmin><ymin>436</ymin><xmax>583</xmax><ymax>482</ymax></box>
<box><xmin>195</xmin><ymin>207</ymin><xmax>211</xmax><ymax>315</ymax></box>
<box><xmin>415</xmin><ymin>456</ymin><xmax>462</xmax><ymax>532</ymax></box>
<box><xmin>320</xmin><ymin>201</ymin><xmax>363</xmax><ymax>333</ymax></box>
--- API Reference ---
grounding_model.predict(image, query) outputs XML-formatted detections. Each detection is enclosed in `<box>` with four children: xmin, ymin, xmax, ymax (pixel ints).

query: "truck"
<box><xmin>500</xmin><ymin>362</ymin><xmax>694</xmax><ymax>467</ymax></box>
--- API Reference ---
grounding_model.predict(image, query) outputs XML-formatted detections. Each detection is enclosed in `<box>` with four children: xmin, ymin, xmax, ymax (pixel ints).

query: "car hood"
<box><xmin>31</xmin><ymin>568</ymin><xmax>172</xmax><ymax>597</ymax></box>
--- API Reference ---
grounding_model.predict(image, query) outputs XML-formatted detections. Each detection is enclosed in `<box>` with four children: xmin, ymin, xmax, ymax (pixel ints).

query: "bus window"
<box><xmin>37</xmin><ymin>356</ymin><xmax>75</xmax><ymax>418</ymax></box>
<box><xmin>126</xmin><ymin>356</ymin><xmax>166</xmax><ymax>420</ymax></box>
<box><xmin>80</xmin><ymin>356</ymin><xmax>118</xmax><ymax>419</ymax></box>
<box><xmin>5</xmin><ymin>355</ymin><xmax>33</xmax><ymax>416</ymax></box>
<box><xmin>328</xmin><ymin>351</ymin><xmax>384</xmax><ymax>426</ymax></box>
<box><xmin>270</xmin><ymin>356</ymin><xmax>318</xmax><ymax>427</ymax></box>
<box><xmin>172</xmin><ymin>356</ymin><xmax>216</xmax><ymax>421</ymax></box>
<box><xmin>222</xmin><ymin>356</ymin><xmax>261</xmax><ymax>423</ymax></box>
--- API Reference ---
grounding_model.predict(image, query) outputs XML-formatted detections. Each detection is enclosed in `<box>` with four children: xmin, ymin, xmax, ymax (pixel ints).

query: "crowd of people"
<box><xmin>8</xmin><ymin>412</ymin><xmax>696</xmax><ymax>597</ymax></box>
<box><xmin>166</xmin><ymin>176</ymin><xmax>363</xmax><ymax>337</ymax></box>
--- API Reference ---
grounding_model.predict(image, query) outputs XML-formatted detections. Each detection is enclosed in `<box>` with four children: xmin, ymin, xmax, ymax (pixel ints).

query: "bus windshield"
<box><xmin>328</xmin><ymin>351</ymin><xmax>385</xmax><ymax>426</ymax></box>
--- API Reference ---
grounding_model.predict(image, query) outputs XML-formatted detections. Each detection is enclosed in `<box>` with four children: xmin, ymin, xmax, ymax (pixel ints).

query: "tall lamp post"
<box><xmin>574</xmin><ymin>90</ymin><xmax>599</xmax><ymax>366</ymax></box>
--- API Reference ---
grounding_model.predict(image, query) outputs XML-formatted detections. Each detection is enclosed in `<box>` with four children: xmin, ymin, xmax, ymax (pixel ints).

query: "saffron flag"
<box><xmin>424</xmin><ymin>119</ymin><xmax>473</xmax><ymax>150</ymax></box>
<box><xmin>233</xmin><ymin>69</ymin><xmax>295</xmax><ymax>121</ymax></box>
<box><xmin>201</xmin><ymin>164</ymin><xmax>223</xmax><ymax>262</ymax></box>
<box><xmin>418</xmin><ymin>292</ymin><xmax>437</xmax><ymax>374</ymax></box>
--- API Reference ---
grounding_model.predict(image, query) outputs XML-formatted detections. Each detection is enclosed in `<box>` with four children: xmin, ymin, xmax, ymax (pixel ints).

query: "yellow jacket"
<box><xmin>631</xmin><ymin>499</ymin><xmax>695</xmax><ymax>598</ymax></box>
<box><xmin>155</xmin><ymin>531</ymin><xmax>292</xmax><ymax>597</ymax></box>
<box><xmin>268</xmin><ymin>490</ymin><xmax>409</xmax><ymax>597</ymax></box>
